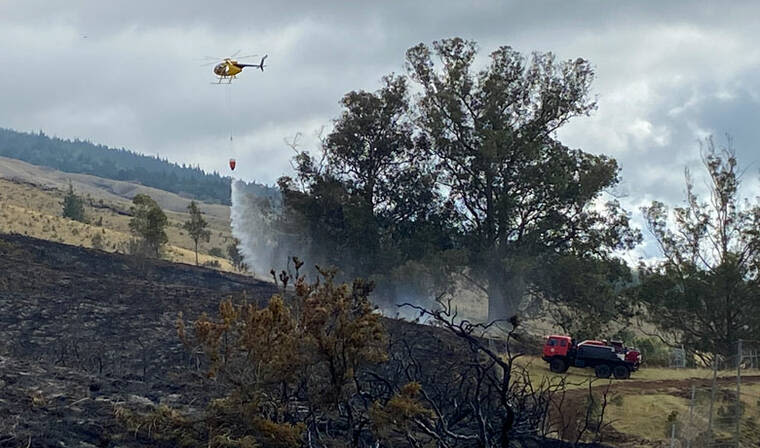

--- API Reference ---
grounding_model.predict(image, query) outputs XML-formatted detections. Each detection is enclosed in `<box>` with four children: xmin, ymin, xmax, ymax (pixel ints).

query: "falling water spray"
<box><xmin>229</xmin><ymin>179</ymin><xmax>288</xmax><ymax>279</ymax></box>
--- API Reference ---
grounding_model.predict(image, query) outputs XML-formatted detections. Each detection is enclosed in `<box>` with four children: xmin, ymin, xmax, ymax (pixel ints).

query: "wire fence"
<box><xmin>666</xmin><ymin>339</ymin><xmax>760</xmax><ymax>448</ymax></box>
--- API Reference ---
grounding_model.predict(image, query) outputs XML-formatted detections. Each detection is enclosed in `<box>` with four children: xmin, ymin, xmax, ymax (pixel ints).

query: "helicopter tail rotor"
<box><xmin>259</xmin><ymin>55</ymin><xmax>268</xmax><ymax>71</ymax></box>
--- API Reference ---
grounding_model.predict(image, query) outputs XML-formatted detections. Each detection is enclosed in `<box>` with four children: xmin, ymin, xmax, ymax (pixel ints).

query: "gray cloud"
<box><xmin>2</xmin><ymin>1</ymin><xmax>760</xmax><ymax>260</ymax></box>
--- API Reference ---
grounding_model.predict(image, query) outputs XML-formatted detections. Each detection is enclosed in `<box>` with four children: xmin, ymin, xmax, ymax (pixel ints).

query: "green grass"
<box><xmin>605</xmin><ymin>394</ymin><xmax>690</xmax><ymax>441</ymax></box>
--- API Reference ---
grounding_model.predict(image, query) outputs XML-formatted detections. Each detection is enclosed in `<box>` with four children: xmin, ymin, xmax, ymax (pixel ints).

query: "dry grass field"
<box><xmin>0</xmin><ymin>176</ymin><xmax>236</xmax><ymax>271</ymax></box>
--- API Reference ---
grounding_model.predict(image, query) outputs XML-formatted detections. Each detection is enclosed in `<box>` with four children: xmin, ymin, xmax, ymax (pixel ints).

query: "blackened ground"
<box><xmin>0</xmin><ymin>234</ymin><xmax>608</xmax><ymax>447</ymax></box>
<box><xmin>0</xmin><ymin>233</ymin><xmax>276</xmax><ymax>381</ymax></box>
<box><xmin>0</xmin><ymin>234</ymin><xmax>275</xmax><ymax>447</ymax></box>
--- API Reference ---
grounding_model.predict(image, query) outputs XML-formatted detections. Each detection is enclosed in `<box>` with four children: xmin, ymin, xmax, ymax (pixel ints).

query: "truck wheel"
<box><xmin>613</xmin><ymin>365</ymin><xmax>630</xmax><ymax>379</ymax></box>
<box><xmin>594</xmin><ymin>364</ymin><xmax>611</xmax><ymax>379</ymax></box>
<box><xmin>550</xmin><ymin>358</ymin><xmax>567</xmax><ymax>373</ymax></box>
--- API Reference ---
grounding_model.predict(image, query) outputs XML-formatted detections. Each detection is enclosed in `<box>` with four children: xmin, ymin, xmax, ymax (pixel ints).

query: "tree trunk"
<box><xmin>488</xmin><ymin>279</ymin><xmax>509</xmax><ymax>322</ymax></box>
<box><xmin>194</xmin><ymin>240</ymin><xmax>198</xmax><ymax>266</ymax></box>
<box><xmin>487</xmin><ymin>267</ymin><xmax>524</xmax><ymax>322</ymax></box>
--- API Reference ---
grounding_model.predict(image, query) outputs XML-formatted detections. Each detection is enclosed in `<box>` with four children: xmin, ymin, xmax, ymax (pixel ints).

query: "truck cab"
<box><xmin>542</xmin><ymin>335</ymin><xmax>572</xmax><ymax>358</ymax></box>
<box><xmin>542</xmin><ymin>335</ymin><xmax>574</xmax><ymax>373</ymax></box>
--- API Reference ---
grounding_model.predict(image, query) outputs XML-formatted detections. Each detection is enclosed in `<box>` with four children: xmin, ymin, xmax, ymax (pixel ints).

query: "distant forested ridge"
<box><xmin>0</xmin><ymin>127</ymin><xmax>269</xmax><ymax>205</ymax></box>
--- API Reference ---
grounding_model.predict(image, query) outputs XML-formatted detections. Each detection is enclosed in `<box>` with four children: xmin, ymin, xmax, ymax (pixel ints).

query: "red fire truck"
<box><xmin>542</xmin><ymin>335</ymin><xmax>641</xmax><ymax>379</ymax></box>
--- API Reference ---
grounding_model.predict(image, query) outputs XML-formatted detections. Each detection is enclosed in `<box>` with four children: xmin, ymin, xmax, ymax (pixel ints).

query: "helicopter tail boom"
<box><xmin>238</xmin><ymin>55</ymin><xmax>267</xmax><ymax>71</ymax></box>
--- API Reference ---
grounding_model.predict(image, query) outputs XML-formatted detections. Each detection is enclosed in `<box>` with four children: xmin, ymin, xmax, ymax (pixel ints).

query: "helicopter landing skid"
<box><xmin>212</xmin><ymin>77</ymin><xmax>235</xmax><ymax>85</ymax></box>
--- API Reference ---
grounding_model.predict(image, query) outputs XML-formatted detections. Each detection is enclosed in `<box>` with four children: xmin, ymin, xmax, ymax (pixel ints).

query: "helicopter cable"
<box><xmin>225</xmin><ymin>82</ymin><xmax>234</xmax><ymax>161</ymax></box>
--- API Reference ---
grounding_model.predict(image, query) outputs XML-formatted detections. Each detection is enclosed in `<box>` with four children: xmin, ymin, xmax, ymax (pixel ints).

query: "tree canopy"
<box><xmin>405</xmin><ymin>38</ymin><xmax>640</xmax><ymax>320</ymax></box>
<box><xmin>276</xmin><ymin>38</ymin><xmax>640</xmax><ymax>321</ymax></box>
<box><xmin>183</xmin><ymin>200</ymin><xmax>211</xmax><ymax>265</ymax></box>
<box><xmin>638</xmin><ymin>137</ymin><xmax>760</xmax><ymax>358</ymax></box>
<box><xmin>278</xmin><ymin>74</ymin><xmax>454</xmax><ymax>305</ymax></box>
<box><xmin>61</xmin><ymin>181</ymin><xmax>86</xmax><ymax>223</ymax></box>
<box><xmin>129</xmin><ymin>193</ymin><xmax>168</xmax><ymax>258</ymax></box>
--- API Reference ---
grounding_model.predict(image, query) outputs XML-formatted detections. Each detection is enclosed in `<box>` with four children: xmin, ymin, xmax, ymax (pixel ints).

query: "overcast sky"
<box><xmin>2</xmin><ymin>1</ymin><xmax>760</xmax><ymax>260</ymax></box>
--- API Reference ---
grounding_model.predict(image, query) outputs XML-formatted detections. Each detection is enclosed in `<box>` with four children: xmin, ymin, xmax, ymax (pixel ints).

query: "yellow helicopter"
<box><xmin>206</xmin><ymin>52</ymin><xmax>267</xmax><ymax>84</ymax></box>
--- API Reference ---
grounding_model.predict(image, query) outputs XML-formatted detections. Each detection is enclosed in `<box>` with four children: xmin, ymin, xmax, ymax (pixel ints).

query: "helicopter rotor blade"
<box><xmin>229</xmin><ymin>49</ymin><xmax>242</xmax><ymax>58</ymax></box>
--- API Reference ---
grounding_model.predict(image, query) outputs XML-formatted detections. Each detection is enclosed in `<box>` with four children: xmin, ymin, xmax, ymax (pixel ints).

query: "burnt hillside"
<box><xmin>0</xmin><ymin>234</ymin><xmax>277</xmax><ymax>446</ymax></box>
<box><xmin>0</xmin><ymin>233</ymin><xmax>275</xmax><ymax>379</ymax></box>
<box><xmin>0</xmin><ymin>234</ymin><xmax>606</xmax><ymax>447</ymax></box>
<box><xmin>0</xmin><ymin>234</ymin><xmax>471</xmax><ymax>446</ymax></box>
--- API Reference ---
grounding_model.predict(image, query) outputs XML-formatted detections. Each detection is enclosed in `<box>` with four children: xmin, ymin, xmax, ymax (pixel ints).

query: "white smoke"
<box><xmin>229</xmin><ymin>179</ymin><xmax>485</xmax><ymax>323</ymax></box>
<box><xmin>230</xmin><ymin>179</ymin><xmax>290</xmax><ymax>279</ymax></box>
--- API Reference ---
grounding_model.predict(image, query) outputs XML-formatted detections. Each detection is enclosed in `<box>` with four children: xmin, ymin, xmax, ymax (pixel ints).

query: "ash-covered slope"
<box><xmin>0</xmin><ymin>234</ymin><xmax>607</xmax><ymax>448</ymax></box>
<box><xmin>0</xmin><ymin>234</ymin><xmax>277</xmax><ymax>446</ymax></box>
<box><xmin>0</xmin><ymin>233</ymin><xmax>275</xmax><ymax>379</ymax></box>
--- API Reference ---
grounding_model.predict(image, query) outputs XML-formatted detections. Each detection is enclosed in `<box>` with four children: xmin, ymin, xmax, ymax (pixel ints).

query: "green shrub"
<box><xmin>62</xmin><ymin>182</ymin><xmax>86</xmax><ymax>223</ymax></box>
<box><xmin>632</xmin><ymin>337</ymin><xmax>671</xmax><ymax>367</ymax></box>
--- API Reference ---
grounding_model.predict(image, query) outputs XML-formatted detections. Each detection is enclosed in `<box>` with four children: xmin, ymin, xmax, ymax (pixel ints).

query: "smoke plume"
<box><xmin>229</xmin><ymin>179</ymin><xmax>485</xmax><ymax>321</ymax></box>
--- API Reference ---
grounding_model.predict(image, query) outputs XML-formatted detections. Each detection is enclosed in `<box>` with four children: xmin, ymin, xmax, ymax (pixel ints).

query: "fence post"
<box><xmin>708</xmin><ymin>354</ymin><xmax>718</xmax><ymax>445</ymax></box>
<box><xmin>686</xmin><ymin>384</ymin><xmax>695</xmax><ymax>448</ymax></box>
<box><xmin>736</xmin><ymin>339</ymin><xmax>742</xmax><ymax>448</ymax></box>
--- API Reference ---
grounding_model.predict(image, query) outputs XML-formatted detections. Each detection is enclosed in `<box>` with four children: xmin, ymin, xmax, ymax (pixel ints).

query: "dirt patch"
<box><xmin>573</xmin><ymin>375</ymin><xmax>760</xmax><ymax>398</ymax></box>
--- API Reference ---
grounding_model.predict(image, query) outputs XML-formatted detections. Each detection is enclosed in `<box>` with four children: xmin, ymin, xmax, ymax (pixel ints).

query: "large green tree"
<box><xmin>128</xmin><ymin>193</ymin><xmax>168</xmax><ymax>258</ymax></box>
<box><xmin>405</xmin><ymin>38</ymin><xmax>640</xmax><ymax>320</ymax></box>
<box><xmin>280</xmin><ymin>75</ymin><xmax>453</xmax><ymax>290</ymax></box>
<box><xmin>183</xmin><ymin>200</ymin><xmax>210</xmax><ymax>265</ymax></box>
<box><xmin>638</xmin><ymin>137</ymin><xmax>760</xmax><ymax>358</ymax></box>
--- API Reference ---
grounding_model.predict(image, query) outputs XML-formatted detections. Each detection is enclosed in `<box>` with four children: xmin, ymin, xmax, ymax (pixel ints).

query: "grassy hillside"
<box><xmin>0</xmin><ymin>156</ymin><xmax>231</xmax><ymax>219</ymax></box>
<box><xmin>0</xmin><ymin>176</ymin><xmax>236</xmax><ymax>271</ymax></box>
